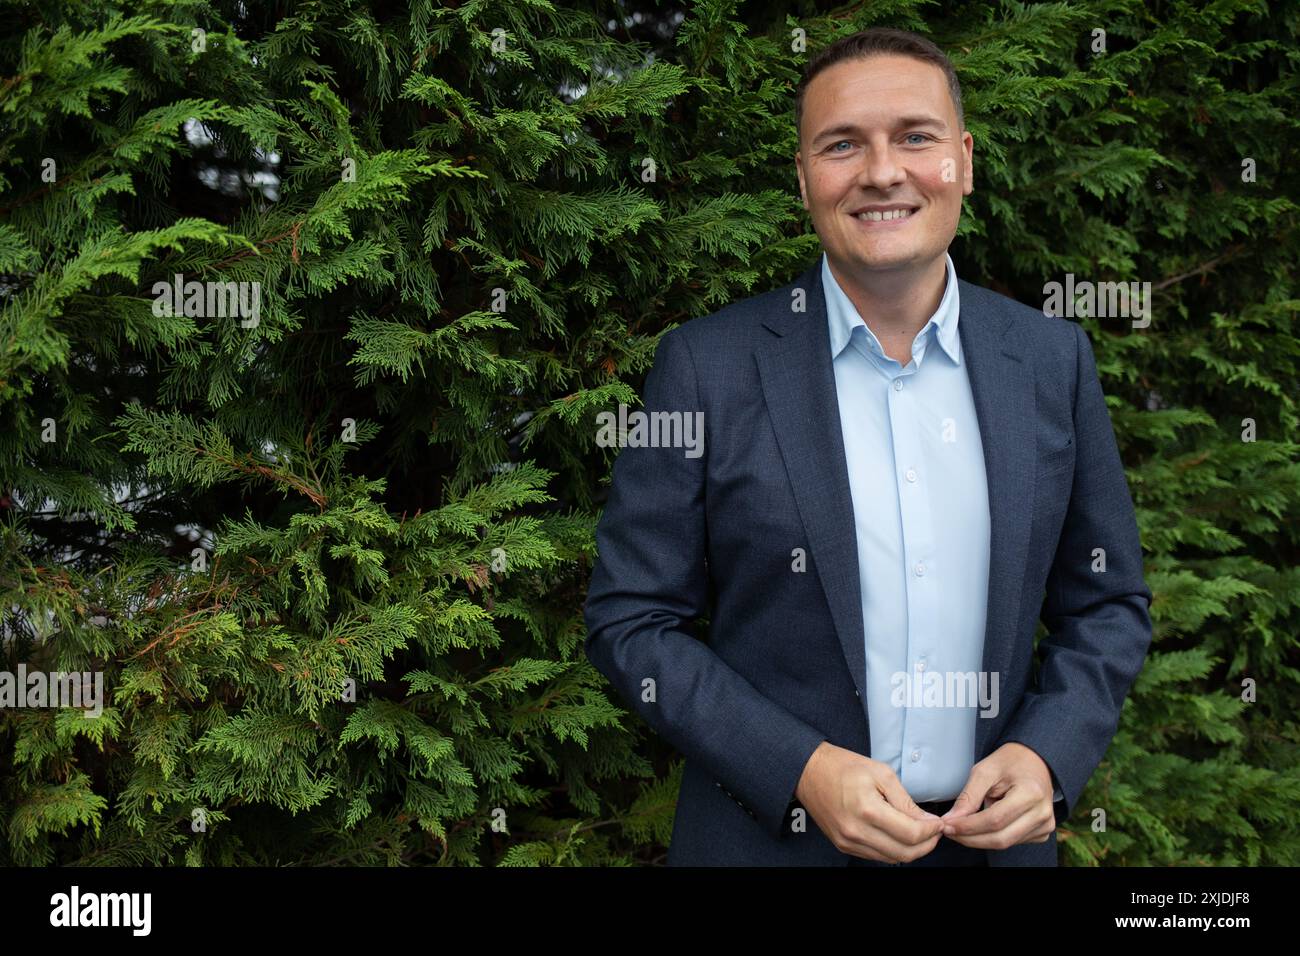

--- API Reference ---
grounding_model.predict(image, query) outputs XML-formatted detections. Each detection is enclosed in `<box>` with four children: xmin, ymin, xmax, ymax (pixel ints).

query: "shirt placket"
<box><xmin>882</xmin><ymin>357</ymin><xmax>938</xmax><ymax>795</ymax></box>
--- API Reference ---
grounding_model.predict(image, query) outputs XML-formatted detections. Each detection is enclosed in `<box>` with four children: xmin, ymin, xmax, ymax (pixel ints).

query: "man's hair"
<box><xmin>794</xmin><ymin>27</ymin><xmax>965</xmax><ymax>146</ymax></box>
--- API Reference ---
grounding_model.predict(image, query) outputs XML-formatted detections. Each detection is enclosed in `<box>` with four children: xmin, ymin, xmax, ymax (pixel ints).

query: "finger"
<box><xmin>941</xmin><ymin>762</ymin><xmax>998</xmax><ymax>822</ymax></box>
<box><xmin>872</xmin><ymin>774</ymin><xmax>946</xmax><ymax>845</ymax></box>
<box><xmin>841</xmin><ymin>826</ymin><xmax>943</xmax><ymax>864</ymax></box>
<box><xmin>1027</xmin><ymin>820</ymin><xmax>1056</xmax><ymax>843</ymax></box>
<box><xmin>946</xmin><ymin>802</ymin><xmax>1054</xmax><ymax>849</ymax></box>
<box><xmin>945</xmin><ymin>779</ymin><xmax>1047</xmax><ymax>837</ymax></box>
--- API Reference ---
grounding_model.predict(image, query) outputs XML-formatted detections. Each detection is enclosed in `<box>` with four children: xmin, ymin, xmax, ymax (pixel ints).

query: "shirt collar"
<box><xmin>823</xmin><ymin>251</ymin><xmax>962</xmax><ymax>366</ymax></box>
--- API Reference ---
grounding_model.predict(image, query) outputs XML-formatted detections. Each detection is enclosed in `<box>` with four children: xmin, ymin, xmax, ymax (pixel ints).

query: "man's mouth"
<box><xmin>851</xmin><ymin>206</ymin><xmax>919</xmax><ymax>223</ymax></box>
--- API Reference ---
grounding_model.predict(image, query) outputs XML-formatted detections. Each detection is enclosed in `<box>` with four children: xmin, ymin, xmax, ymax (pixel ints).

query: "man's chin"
<box><xmin>843</xmin><ymin>250</ymin><xmax>920</xmax><ymax>273</ymax></box>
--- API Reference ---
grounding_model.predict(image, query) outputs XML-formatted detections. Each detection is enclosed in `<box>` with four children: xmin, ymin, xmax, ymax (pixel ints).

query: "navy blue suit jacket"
<box><xmin>583</xmin><ymin>257</ymin><xmax>1153</xmax><ymax>866</ymax></box>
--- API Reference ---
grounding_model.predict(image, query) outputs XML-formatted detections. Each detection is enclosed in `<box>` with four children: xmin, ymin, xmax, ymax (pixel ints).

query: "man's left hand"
<box><xmin>939</xmin><ymin>742</ymin><xmax>1056</xmax><ymax>849</ymax></box>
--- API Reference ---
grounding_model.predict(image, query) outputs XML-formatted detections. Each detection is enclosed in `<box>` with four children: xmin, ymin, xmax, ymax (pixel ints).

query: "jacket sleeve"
<box><xmin>997</xmin><ymin>321</ymin><xmax>1153</xmax><ymax>824</ymax></box>
<box><xmin>583</xmin><ymin>328</ymin><xmax>827</xmax><ymax>842</ymax></box>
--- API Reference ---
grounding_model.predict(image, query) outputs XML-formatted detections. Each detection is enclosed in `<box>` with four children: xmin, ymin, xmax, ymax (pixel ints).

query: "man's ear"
<box><xmin>795</xmin><ymin>152</ymin><xmax>809</xmax><ymax>210</ymax></box>
<box><xmin>961</xmin><ymin>130</ymin><xmax>974</xmax><ymax>196</ymax></box>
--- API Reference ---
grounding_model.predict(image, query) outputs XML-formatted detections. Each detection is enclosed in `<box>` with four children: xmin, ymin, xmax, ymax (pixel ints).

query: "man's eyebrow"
<box><xmin>809</xmin><ymin>116</ymin><xmax>949</xmax><ymax>146</ymax></box>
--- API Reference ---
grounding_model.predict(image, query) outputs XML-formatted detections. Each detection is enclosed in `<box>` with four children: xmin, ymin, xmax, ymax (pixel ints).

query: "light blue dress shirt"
<box><xmin>823</xmin><ymin>250</ymin><xmax>994</xmax><ymax>804</ymax></box>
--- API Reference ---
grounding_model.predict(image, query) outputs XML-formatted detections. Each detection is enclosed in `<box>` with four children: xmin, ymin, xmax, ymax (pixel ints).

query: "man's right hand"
<box><xmin>794</xmin><ymin>741</ymin><xmax>944</xmax><ymax>863</ymax></box>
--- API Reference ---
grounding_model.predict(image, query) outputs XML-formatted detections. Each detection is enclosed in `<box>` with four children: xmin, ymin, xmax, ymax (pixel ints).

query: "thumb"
<box><xmin>873</xmin><ymin>769</ymin><xmax>941</xmax><ymax>820</ymax></box>
<box><xmin>942</xmin><ymin>769</ymin><xmax>993</xmax><ymax>820</ymax></box>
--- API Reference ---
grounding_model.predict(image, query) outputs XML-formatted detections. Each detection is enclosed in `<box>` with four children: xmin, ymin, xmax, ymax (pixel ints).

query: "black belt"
<box><xmin>916</xmin><ymin>798</ymin><xmax>957</xmax><ymax>815</ymax></box>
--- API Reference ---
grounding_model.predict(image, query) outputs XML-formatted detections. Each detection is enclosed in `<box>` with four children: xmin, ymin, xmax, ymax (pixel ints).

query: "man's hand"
<box><xmin>940</xmin><ymin>742</ymin><xmax>1057</xmax><ymax>849</ymax></box>
<box><xmin>795</xmin><ymin>741</ymin><xmax>945</xmax><ymax>863</ymax></box>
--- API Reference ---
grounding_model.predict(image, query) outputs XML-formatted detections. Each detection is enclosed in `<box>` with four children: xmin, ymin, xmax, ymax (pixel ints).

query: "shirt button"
<box><xmin>914</xmin><ymin>561</ymin><xmax>926</xmax><ymax>575</ymax></box>
<box><xmin>910</xmin><ymin>749</ymin><xmax>921</xmax><ymax>762</ymax></box>
<box><xmin>905</xmin><ymin>468</ymin><xmax>917</xmax><ymax>482</ymax></box>
<box><xmin>917</xmin><ymin>659</ymin><xmax>926</xmax><ymax>672</ymax></box>
<box><xmin>893</xmin><ymin>379</ymin><xmax>903</xmax><ymax>391</ymax></box>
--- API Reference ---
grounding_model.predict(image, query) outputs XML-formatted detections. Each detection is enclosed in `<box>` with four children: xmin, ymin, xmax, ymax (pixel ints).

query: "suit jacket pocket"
<box><xmin>1035</xmin><ymin>435</ymin><xmax>1075</xmax><ymax>476</ymax></box>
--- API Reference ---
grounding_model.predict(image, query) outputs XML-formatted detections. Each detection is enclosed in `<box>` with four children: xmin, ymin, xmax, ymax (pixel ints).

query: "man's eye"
<box><xmin>830</xmin><ymin>140</ymin><xmax>852</xmax><ymax>152</ymax></box>
<box><xmin>904</xmin><ymin>133</ymin><xmax>931</xmax><ymax>145</ymax></box>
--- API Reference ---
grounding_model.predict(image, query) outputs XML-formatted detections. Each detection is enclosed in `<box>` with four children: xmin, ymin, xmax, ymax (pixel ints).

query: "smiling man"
<box><xmin>584</xmin><ymin>27</ymin><xmax>1153</xmax><ymax>867</ymax></box>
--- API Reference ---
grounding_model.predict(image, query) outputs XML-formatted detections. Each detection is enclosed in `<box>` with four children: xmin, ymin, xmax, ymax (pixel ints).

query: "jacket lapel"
<box><xmin>754</xmin><ymin>259</ymin><xmax>1037</xmax><ymax>758</ymax></box>
<box><xmin>956</xmin><ymin>281</ymin><xmax>1036</xmax><ymax>759</ymax></box>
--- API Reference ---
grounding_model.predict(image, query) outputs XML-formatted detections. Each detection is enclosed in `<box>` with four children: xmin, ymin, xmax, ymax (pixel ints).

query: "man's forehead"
<box><xmin>812</xmin><ymin>55</ymin><xmax>948</xmax><ymax>99</ymax></box>
<box><xmin>810</xmin><ymin>114</ymin><xmax>948</xmax><ymax>141</ymax></box>
<box><xmin>801</xmin><ymin>56</ymin><xmax>956</xmax><ymax>141</ymax></box>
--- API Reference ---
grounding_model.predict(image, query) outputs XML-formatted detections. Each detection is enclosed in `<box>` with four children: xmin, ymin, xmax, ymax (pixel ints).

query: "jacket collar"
<box><xmin>822</xmin><ymin>251</ymin><xmax>963</xmax><ymax>367</ymax></box>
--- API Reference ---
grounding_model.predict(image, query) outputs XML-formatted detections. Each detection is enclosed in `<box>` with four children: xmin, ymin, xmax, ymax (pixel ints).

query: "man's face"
<box><xmin>795</xmin><ymin>54</ymin><xmax>973</xmax><ymax>278</ymax></box>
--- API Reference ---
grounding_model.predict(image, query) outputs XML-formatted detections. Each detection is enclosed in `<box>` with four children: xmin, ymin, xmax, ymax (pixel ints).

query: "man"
<box><xmin>583</xmin><ymin>27</ymin><xmax>1153</xmax><ymax>867</ymax></box>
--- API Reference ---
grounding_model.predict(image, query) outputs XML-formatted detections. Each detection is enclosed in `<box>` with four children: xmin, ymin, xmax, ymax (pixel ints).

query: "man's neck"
<box><xmin>827</xmin><ymin>254</ymin><xmax>950</xmax><ymax>362</ymax></box>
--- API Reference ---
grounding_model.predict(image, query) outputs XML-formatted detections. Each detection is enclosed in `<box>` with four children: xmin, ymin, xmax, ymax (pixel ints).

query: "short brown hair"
<box><xmin>794</xmin><ymin>28</ymin><xmax>965</xmax><ymax>145</ymax></box>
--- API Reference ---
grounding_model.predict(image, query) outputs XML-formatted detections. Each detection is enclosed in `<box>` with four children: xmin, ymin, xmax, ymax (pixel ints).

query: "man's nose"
<box><xmin>856</xmin><ymin>144</ymin><xmax>907</xmax><ymax>190</ymax></box>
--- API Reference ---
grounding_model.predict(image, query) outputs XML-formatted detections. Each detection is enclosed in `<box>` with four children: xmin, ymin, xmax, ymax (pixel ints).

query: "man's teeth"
<box><xmin>857</xmin><ymin>209</ymin><xmax>915</xmax><ymax>221</ymax></box>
